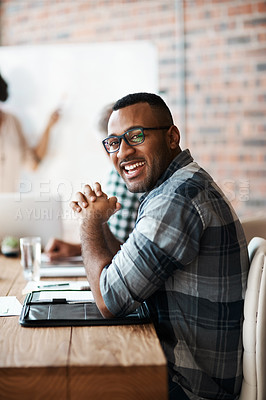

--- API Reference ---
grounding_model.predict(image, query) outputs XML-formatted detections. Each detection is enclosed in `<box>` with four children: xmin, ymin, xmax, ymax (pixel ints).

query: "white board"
<box><xmin>0</xmin><ymin>42</ymin><xmax>158</xmax><ymax>239</ymax></box>
<box><xmin>0</xmin><ymin>42</ymin><xmax>158</xmax><ymax>194</ymax></box>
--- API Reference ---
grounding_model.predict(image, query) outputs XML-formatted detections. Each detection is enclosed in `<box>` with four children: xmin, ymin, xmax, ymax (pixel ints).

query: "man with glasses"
<box><xmin>71</xmin><ymin>92</ymin><xmax>249</xmax><ymax>400</ymax></box>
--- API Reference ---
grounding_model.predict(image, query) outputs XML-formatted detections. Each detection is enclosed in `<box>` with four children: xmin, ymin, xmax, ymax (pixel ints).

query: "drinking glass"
<box><xmin>20</xmin><ymin>237</ymin><xmax>41</xmax><ymax>281</ymax></box>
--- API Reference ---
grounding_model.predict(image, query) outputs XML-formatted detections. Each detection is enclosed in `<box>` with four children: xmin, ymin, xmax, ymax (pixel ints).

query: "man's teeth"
<box><xmin>124</xmin><ymin>162</ymin><xmax>145</xmax><ymax>171</ymax></box>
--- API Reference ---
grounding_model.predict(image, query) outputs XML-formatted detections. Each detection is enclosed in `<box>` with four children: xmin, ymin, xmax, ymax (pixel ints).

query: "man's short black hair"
<box><xmin>113</xmin><ymin>92</ymin><xmax>173</xmax><ymax>126</ymax></box>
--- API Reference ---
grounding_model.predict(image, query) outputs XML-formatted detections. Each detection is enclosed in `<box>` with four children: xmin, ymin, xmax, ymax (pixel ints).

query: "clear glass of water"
<box><xmin>20</xmin><ymin>237</ymin><xmax>41</xmax><ymax>281</ymax></box>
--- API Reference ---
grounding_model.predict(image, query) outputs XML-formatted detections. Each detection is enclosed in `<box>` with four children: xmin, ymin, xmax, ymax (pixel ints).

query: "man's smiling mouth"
<box><xmin>122</xmin><ymin>161</ymin><xmax>146</xmax><ymax>176</ymax></box>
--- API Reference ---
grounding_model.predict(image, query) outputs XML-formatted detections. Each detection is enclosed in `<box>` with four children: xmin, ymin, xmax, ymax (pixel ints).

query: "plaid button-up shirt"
<box><xmin>100</xmin><ymin>149</ymin><xmax>249</xmax><ymax>400</ymax></box>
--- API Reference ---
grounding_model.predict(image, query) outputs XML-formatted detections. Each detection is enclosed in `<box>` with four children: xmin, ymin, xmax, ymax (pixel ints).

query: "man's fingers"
<box><xmin>83</xmin><ymin>184</ymin><xmax>97</xmax><ymax>202</ymax></box>
<box><xmin>83</xmin><ymin>184</ymin><xmax>92</xmax><ymax>197</ymax></box>
<box><xmin>109</xmin><ymin>196</ymin><xmax>121</xmax><ymax>212</ymax></box>
<box><xmin>70</xmin><ymin>190</ymin><xmax>88</xmax><ymax>211</ymax></box>
<box><xmin>115</xmin><ymin>201</ymin><xmax>122</xmax><ymax>212</ymax></box>
<box><xmin>70</xmin><ymin>186</ymin><xmax>117</xmax><ymax>219</ymax></box>
<box><xmin>70</xmin><ymin>200</ymin><xmax>82</xmax><ymax>213</ymax></box>
<box><xmin>83</xmin><ymin>183</ymin><xmax>108</xmax><ymax>201</ymax></box>
<box><xmin>93</xmin><ymin>182</ymin><xmax>107</xmax><ymax>198</ymax></box>
<box><xmin>74</xmin><ymin>190</ymin><xmax>89</xmax><ymax>208</ymax></box>
<box><xmin>93</xmin><ymin>182</ymin><xmax>102</xmax><ymax>195</ymax></box>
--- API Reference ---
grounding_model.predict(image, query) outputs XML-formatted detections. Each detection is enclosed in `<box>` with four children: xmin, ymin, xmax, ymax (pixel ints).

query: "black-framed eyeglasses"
<box><xmin>102</xmin><ymin>126</ymin><xmax>170</xmax><ymax>154</ymax></box>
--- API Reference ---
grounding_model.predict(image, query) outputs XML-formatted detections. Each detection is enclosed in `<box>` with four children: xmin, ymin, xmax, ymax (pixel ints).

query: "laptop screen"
<box><xmin>0</xmin><ymin>193</ymin><xmax>63</xmax><ymax>248</ymax></box>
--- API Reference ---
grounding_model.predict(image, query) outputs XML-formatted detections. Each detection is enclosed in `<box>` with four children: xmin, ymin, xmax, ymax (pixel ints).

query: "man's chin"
<box><xmin>125</xmin><ymin>184</ymin><xmax>138</xmax><ymax>193</ymax></box>
<box><xmin>124</xmin><ymin>180</ymin><xmax>142</xmax><ymax>193</ymax></box>
<box><xmin>124</xmin><ymin>179</ymin><xmax>150</xmax><ymax>194</ymax></box>
<box><xmin>120</xmin><ymin>170</ymin><xmax>151</xmax><ymax>193</ymax></box>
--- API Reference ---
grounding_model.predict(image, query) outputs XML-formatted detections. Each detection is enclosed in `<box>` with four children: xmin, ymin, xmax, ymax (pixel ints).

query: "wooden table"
<box><xmin>0</xmin><ymin>255</ymin><xmax>167</xmax><ymax>400</ymax></box>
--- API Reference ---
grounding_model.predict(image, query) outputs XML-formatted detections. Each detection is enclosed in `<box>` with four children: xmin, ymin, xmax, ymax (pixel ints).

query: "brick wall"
<box><xmin>184</xmin><ymin>0</ymin><xmax>266</xmax><ymax>216</ymax></box>
<box><xmin>0</xmin><ymin>0</ymin><xmax>265</xmax><ymax>218</ymax></box>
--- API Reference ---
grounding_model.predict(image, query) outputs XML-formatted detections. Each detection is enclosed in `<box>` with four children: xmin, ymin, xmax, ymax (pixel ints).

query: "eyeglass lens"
<box><xmin>104</xmin><ymin>128</ymin><xmax>144</xmax><ymax>152</ymax></box>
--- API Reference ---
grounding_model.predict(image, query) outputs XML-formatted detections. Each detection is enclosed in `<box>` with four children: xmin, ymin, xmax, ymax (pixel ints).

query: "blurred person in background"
<box><xmin>0</xmin><ymin>71</ymin><xmax>60</xmax><ymax>192</ymax></box>
<box><xmin>45</xmin><ymin>103</ymin><xmax>140</xmax><ymax>259</ymax></box>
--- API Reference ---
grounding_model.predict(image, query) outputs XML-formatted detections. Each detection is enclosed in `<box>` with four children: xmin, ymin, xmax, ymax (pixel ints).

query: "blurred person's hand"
<box><xmin>47</xmin><ymin>109</ymin><xmax>61</xmax><ymax>129</ymax></box>
<box><xmin>45</xmin><ymin>238</ymin><xmax>81</xmax><ymax>261</ymax></box>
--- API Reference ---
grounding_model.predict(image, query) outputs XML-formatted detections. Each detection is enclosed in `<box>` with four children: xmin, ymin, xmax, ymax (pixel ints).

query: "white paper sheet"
<box><xmin>0</xmin><ymin>296</ymin><xmax>22</xmax><ymax>316</ymax></box>
<box><xmin>22</xmin><ymin>280</ymin><xmax>90</xmax><ymax>295</ymax></box>
<box><xmin>38</xmin><ymin>290</ymin><xmax>94</xmax><ymax>302</ymax></box>
<box><xmin>40</xmin><ymin>266</ymin><xmax>86</xmax><ymax>277</ymax></box>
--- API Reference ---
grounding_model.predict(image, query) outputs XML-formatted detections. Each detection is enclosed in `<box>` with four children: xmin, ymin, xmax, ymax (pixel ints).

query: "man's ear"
<box><xmin>167</xmin><ymin>125</ymin><xmax>180</xmax><ymax>149</ymax></box>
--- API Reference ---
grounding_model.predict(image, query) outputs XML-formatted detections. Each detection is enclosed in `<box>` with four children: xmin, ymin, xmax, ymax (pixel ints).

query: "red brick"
<box><xmin>228</xmin><ymin>4</ymin><xmax>253</xmax><ymax>16</ymax></box>
<box><xmin>258</xmin><ymin>1</ymin><xmax>266</xmax><ymax>13</ymax></box>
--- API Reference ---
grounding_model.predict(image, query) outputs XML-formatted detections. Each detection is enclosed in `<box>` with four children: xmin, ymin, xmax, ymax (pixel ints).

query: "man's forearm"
<box><xmin>70</xmin><ymin>184</ymin><xmax>121</xmax><ymax>318</ymax></box>
<box><xmin>103</xmin><ymin>222</ymin><xmax>123</xmax><ymax>254</ymax></box>
<box><xmin>80</xmin><ymin>219</ymin><xmax>116</xmax><ymax>318</ymax></box>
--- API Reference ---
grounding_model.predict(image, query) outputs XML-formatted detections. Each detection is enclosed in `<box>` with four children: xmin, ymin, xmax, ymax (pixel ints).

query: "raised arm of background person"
<box><xmin>70</xmin><ymin>183</ymin><xmax>121</xmax><ymax>317</ymax></box>
<box><xmin>33</xmin><ymin>109</ymin><xmax>60</xmax><ymax>167</ymax></box>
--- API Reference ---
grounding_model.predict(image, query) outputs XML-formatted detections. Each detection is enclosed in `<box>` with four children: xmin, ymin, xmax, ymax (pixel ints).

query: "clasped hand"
<box><xmin>70</xmin><ymin>182</ymin><xmax>121</xmax><ymax>224</ymax></box>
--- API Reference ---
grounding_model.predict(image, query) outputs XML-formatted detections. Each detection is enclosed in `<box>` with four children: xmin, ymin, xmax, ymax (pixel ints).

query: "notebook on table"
<box><xmin>19</xmin><ymin>289</ymin><xmax>150</xmax><ymax>327</ymax></box>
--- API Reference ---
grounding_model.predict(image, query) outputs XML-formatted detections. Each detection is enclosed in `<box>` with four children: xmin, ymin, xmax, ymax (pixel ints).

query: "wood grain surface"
<box><xmin>0</xmin><ymin>256</ymin><xmax>167</xmax><ymax>399</ymax></box>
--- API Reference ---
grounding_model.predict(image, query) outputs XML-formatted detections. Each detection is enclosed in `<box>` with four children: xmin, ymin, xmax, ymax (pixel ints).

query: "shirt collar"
<box><xmin>140</xmin><ymin>149</ymin><xmax>194</xmax><ymax>201</ymax></box>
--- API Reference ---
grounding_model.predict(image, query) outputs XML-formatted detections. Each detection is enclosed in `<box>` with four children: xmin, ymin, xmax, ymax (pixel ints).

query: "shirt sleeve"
<box><xmin>100</xmin><ymin>192</ymin><xmax>204</xmax><ymax>316</ymax></box>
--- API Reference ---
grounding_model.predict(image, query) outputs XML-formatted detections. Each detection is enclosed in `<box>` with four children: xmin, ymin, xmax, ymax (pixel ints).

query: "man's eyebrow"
<box><xmin>108</xmin><ymin>126</ymin><xmax>142</xmax><ymax>137</ymax></box>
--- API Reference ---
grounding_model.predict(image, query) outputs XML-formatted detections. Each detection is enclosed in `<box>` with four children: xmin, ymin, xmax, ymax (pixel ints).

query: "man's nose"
<box><xmin>116</xmin><ymin>138</ymin><xmax>135</xmax><ymax>158</ymax></box>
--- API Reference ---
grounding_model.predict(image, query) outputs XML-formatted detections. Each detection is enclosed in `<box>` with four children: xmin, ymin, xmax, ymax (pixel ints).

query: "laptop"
<box><xmin>0</xmin><ymin>193</ymin><xmax>63</xmax><ymax>248</ymax></box>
